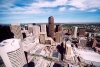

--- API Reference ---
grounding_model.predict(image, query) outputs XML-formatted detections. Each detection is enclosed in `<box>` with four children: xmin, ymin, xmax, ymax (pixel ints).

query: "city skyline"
<box><xmin>0</xmin><ymin>0</ymin><xmax>100</xmax><ymax>24</ymax></box>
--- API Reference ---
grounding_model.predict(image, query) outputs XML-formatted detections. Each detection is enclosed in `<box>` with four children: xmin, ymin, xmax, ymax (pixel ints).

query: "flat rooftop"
<box><xmin>0</xmin><ymin>39</ymin><xmax>20</xmax><ymax>47</ymax></box>
<box><xmin>76</xmin><ymin>48</ymin><xmax>100</xmax><ymax>66</ymax></box>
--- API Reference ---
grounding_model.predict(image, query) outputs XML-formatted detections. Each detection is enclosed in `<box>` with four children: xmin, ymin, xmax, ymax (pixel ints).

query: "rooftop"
<box><xmin>76</xmin><ymin>48</ymin><xmax>100</xmax><ymax>66</ymax></box>
<box><xmin>0</xmin><ymin>39</ymin><xmax>20</xmax><ymax>47</ymax></box>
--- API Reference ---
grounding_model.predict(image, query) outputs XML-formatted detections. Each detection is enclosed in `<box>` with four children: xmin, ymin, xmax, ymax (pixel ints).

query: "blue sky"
<box><xmin>0</xmin><ymin>0</ymin><xmax>100</xmax><ymax>24</ymax></box>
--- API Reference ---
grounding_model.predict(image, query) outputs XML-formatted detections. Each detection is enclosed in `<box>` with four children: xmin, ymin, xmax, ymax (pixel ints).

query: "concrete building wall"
<box><xmin>28</xmin><ymin>24</ymin><xmax>33</xmax><ymax>34</ymax></box>
<box><xmin>10</xmin><ymin>23</ymin><xmax>23</xmax><ymax>41</ymax></box>
<box><xmin>40</xmin><ymin>34</ymin><xmax>45</xmax><ymax>44</ymax></box>
<box><xmin>55</xmin><ymin>32</ymin><xmax>60</xmax><ymax>43</ymax></box>
<box><xmin>72</xmin><ymin>26</ymin><xmax>78</xmax><ymax>38</ymax></box>
<box><xmin>33</xmin><ymin>25</ymin><xmax>40</xmax><ymax>38</ymax></box>
<box><xmin>79</xmin><ymin>37</ymin><xmax>87</xmax><ymax>47</ymax></box>
<box><xmin>0</xmin><ymin>39</ymin><xmax>27</xmax><ymax>67</ymax></box>
<box><xmin>55</xmin><ymin>25</ymin><xmax>62</xmax><ymax>32</ymax></box>
<box><xmin>41</xmin><ymin>24</ymin><xmax>46</xmax><ymax>33</ymax></box>
<box><xmin>92</xmin><ymin>39</ymin><xmax>98</xmax><ymax>48</ymax></box>
<box><xmin>79</xmin><ymin>29</ymin><xmax>85</xmax><ymax>37</ymax></box>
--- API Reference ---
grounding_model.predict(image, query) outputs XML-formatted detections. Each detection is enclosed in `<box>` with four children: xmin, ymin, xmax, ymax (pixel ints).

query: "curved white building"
<box><xmin>0</xmin><ymin>39</ymin><xmax>27</xmax><ymax>67</ymax></box>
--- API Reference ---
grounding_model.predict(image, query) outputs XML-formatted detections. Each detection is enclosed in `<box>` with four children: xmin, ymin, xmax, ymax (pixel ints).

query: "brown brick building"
<box><xmin>79</xmin><ymin>29</ymin><xmax>85</xmax><ymax>37</ymax></box>
<box><xmin>48</xmin><ymin>16</ymin><xmax>54</xmax><ymax>39</ymax></box>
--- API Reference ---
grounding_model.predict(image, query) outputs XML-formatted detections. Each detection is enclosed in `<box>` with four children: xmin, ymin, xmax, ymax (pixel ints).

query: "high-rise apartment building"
<box><xmin>79</xmin><ymin>29</ymin><xmax>85</xmax><ymax>37</ymax></box>
<box><xmin>10</xmin><ymin>23</ymin><xmax>23</xmax><ymax>41</ymax></box>
<box><xmin>48</xmin><ymin>16</ymin><xmax>54</xmax><ymax>39</ymax></box>
<box><xmin>0</xmin><ymin>39</ymin><xmax>27</xmax><ymax>67</ymax></box>
<box><xmin>55</xmin><ymin>32</ymin><xmax>60</xmax><ymax>43</ymax></box>
<box><xmin>33</xmin><ymin>25</ymin><xmax>40</xmax><ymax>38</ymax></box>
<box><xmin>72</xmin><ymin>26</ymin><xmax>78</xmax><ymax>38</ymax></box>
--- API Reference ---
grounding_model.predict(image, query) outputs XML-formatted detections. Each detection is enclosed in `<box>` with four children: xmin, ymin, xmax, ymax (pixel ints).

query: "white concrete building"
<box><xmin>72</xmin><ymin>26</ymin><xmax>78</xmax><ymax>38</ymax></box>
<box><xmin>10</xmin><ymin>23</ymin><xmax>23</xmax><ymax>41</ymax></box>
<box><xmin>40</xmin><ymin>24</ymin><xmax>47</xmax><ymax>33</ymax></box>
<box><xmin>28</xmin><ymin>24</ymin><xmax>33</xmax><ymax>34</ymax></box>
<box><xmin>0</xmin><ymin>39</ymin><xmax>27</xmax><ymax>67</ymax></box>
<box><xmin>33</xmin><ymin>25</ymin><xmax>40</xmax><ymax>38</ymax></box>
<box><xmin>76</xmin><ymin>48</ymin><xmax>100</xmax><ymax>66</ymax></box>
<box><xmin>66</xmin><ymin>41</ymin><xmax>73</xmax><ymax>59</ymax></box>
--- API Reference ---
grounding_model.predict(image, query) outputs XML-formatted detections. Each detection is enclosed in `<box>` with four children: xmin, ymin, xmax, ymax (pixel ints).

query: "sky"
<box><xmin>0</xmin><ymin>0</ymin><xmax>100</xmax><ymax>24</ymax></box>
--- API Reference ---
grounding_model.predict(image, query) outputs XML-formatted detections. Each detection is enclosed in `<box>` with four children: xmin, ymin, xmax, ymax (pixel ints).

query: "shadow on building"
<box><xmin>0</xmin><ymin>25</ymin><xmax>14</xmax><ymax>42</ymax></box>
<box><xmin>56</xmin><ymin>43</ymin><xmax>66</xmax><ymax>61</ymax></box>
<box><xmin>28</xmin><ymin>62</ymin><xmax>35</xmax><ymax>67</ymax></box>
<box><xmin>53</xmin><ymin>63</ymin><xmax>61</xmax><ymax>67</ymax></box>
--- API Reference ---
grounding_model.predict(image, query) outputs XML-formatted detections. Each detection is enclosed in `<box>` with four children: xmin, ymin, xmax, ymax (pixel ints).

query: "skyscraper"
<box><xmin>33</xmin><ymin>25</ymin><xmax>40</xmax><ymax>38</ymax></box>
<box><xmin>66</xmin><ymin>41</ymin><xmax>73</xmax><ymax>59</ymax></box>
<box><xmin>55</xmin><ymin>32</ymin><xmax>60</xmax><ymax>43</ymax></box>
<box><xmin>0</xmin><ymin>39</ymin><xmax>27</xmax><ymax>67</ymax></box>
<box><xmin>71</xmin><ymin>26</ymin><xmax>78</xmax><ymax>38</ymax></box>
<box><xmin>10</xmin><ymin>23</ymin><xmax>23</xmax><ymax>41</ymax></box>
<box><xmin>48</xmin><ymin>16</ymin><xmax>54</xmax><ymax>39</ymax></box>
<box><xmin>28</xmin><ymin>24</ymin><xmax>33</xmax><ymax>34</ymax></box>
<box><xmin>40</xmin><ymin>24</ymin><xmax>46</xmax><ymax>33</ymax></box>
<box><xmin>55</xmin><ymin>25</ymin><xmax>62</xmax><ymax>32</ymax></box>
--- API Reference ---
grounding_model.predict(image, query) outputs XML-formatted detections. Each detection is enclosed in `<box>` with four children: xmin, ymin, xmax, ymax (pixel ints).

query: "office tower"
<box><xmin>33</xmin><ymin>25</ymin><xmax>40</xmax><ymax>38</ymax></box>
<box><xmin>40</xmin><ymin>32</ymin><xmax>46</xmax><ymax>44</ymax></box>
<box><xmin>10</xmin><ymin>23</ymin><xmax>23</xmax><ymax>41</ymax></box>
<box><xmin>55</xmin><ymin>32</ymin><xmax>60</xmax><ymax>43</ymax></box>
<box><xmin>41</xmin><ymin>24</ymin><xmax>46</xmax><ymax>33</ymax></box>
<box><xmin>0</xmin><ymin>39</ymin><xmax>27</xmax><ymax>67</ymax></box>
<box><xmin>55</xmin><ymin>25</ymin><xmax>62</xmax><ymax>32</ymax></box>
<box><xmin>79</xmin><ymin>29</ymin><xmax>85</xmax><ymax>37</ymax></box>
<box><xmin>25</xmin><ymin>25</ymin><xmax>28</xmax><ymax>30</ymax></box>
<box><xmin>79</xmin><ymin>37</ymin><xmax>87</xmax><ymax>47</ymax></box>
<box><xmin>92</xmin><ymin>39</ymin><xmax>98</xmax><ymax>48</ymax></box>
<box><xmin>66</xmin><ymin>41</ymin><xmax>73</xmax><ymax>59</ymax></box>
<box><xmin>72</xmin><ymin>26</ymin><xmax>78</xmax><ymax>38</ymax></box>
<box><xmin>28</xmin><ymin>24</ymin><xmax>33</xmax><ymax>34</ymax></box>
<box><xmin>48</xmin><ymin>16</ymin><xmax>54</xmax><ymax>39</ymax></box>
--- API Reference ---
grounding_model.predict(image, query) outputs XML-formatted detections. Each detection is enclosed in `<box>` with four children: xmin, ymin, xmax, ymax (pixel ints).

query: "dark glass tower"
<box><xmin>48</xmin><ymin>16</ymin><xmax>54</xmax><ymax>39</ymax></box>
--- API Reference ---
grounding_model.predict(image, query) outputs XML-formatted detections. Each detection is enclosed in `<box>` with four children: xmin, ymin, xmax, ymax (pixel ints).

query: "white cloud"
<box><xmin>68</xmin><ymin>7</ymin><xmax>76</xmax><ymax>11</ymax></box>
<box><xmin>88</xmin><ymin>9</ymin><xmax>97</xmax><ymax>12</ymax></box>
<box><xmin>31</xmin><ymin>0</ymin><xmax>68</xmax><ymax>8</ymax></box>
<box><xmin>59</xmin><ymin>7</ymin><xmax>66</xmax><ymax>12</ymax></box>
<box><xmin>67</xmin><ymin>0</ymin><xmax>100</xmax><ymax>11</ymax></box>
<box><xmin>0</xmin><ymin>0</ymin><xmax>68</xmax><ymax>14</ymax></box>
<box><xmin>0</xmin><ymin>0</ymin><xmax>100</xmax><ymax>14</ymax></box>
<box><xmin>0</xmin><ymin>0</ymin><xmax>15</xmax><ymax>8</ymax></box>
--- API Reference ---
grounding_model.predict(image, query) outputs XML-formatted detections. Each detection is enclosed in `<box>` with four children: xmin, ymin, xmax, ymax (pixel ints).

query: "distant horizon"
<box><xmin>1</xmin><ymin>22</ymin><xmax>100</xmax><ymax>25</ymax></box>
